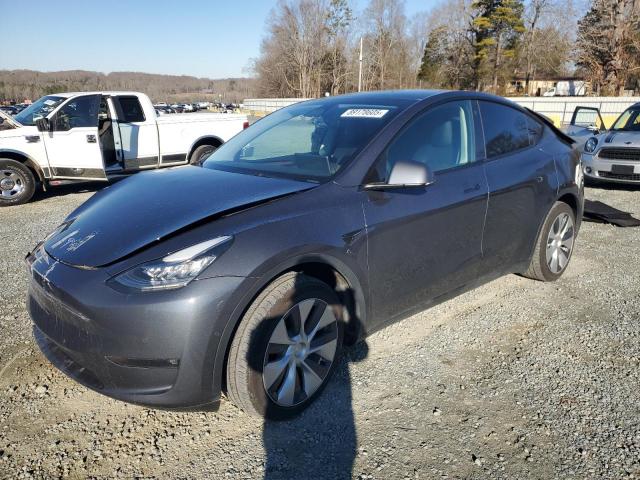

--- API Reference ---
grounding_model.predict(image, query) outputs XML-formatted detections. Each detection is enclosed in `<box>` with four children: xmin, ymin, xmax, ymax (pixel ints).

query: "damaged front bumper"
<box><xmin>26</xmin><ymin>245</ymin><xmax>243</xmax><ymax>410</ymax></box>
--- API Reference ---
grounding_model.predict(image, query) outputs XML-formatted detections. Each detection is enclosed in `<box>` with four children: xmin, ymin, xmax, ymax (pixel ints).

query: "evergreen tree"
<box><xmin>472</xmin><ymin>0</ymin><xmax>525</xmax><ymax>92</ymax></box>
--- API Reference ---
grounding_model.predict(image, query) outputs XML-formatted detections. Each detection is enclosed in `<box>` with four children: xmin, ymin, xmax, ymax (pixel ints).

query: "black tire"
<box><xmin>190</xmin><ymin>144</ymin><xmax>218</xmax><ymax>165</ymax></box>
<box><xmin>523</xmin><ymin>201</ymin><xmax>576</xmax><ymax>282</ymax></box>
<box><xmin>0</xmin><ymin>159</ymin><xmax>36</xmax><ymax>206</ymax></box>
<box><xmin>226</xmin><ymin>272</ymin><xmax>344</xmax><ymax>420</ymax></box>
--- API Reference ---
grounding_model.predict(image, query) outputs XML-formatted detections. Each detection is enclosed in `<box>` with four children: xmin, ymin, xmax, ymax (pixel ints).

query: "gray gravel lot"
<box><xmin>0</xmin><ymin>182</ymin><xmax>639</xmax><ymax>479</ymax></box>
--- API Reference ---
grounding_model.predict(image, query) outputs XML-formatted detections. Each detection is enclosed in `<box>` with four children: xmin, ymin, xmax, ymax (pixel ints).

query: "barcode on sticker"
<box><xmin>341</xmin><ymin>108</ymin><xmax>389</xmax><ymax>118</ymax></box>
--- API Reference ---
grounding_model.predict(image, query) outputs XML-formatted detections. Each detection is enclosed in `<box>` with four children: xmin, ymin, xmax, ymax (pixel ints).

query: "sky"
<box><xmin>0</xmin><ymin>0</ymin><xmax>440</xmax><ymax>79</ymax></box>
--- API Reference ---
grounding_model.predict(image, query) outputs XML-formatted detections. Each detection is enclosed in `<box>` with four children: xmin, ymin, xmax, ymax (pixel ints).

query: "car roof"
<box><xmin>298</xmin><ymin>90</ymin><xmax>523</xmax><ymax>111</ymax></box>
<box><xmin>313</xmin><ymin>90</ymin><xmax>445</xmax><ymax>106</ymax></box>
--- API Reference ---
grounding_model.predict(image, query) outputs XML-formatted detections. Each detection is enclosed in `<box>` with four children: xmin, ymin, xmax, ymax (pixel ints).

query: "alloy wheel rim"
<box><xmin>0</xmin><ymin>170</ymin><xmax>25</xmax><ymax>198</ymax></box>
<box><xmin>262</xmin><ymin>298</ymin><xmax>339</xmax><ymax>407</ymax></box>
<box><xmin>546</xmin><ymin>212</ymin><xmax>574</xmax><ymax>274</ymax></box>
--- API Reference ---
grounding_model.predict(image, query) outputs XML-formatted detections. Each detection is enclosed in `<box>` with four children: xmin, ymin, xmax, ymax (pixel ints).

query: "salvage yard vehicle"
<box><xmin>26</xmin><ymin>90</ymin><xmax>583</xmax><ymax>420</ymax></box>
<box><xmin>571</xmin><ymin>103</ymin><xmax>640</xmax><ymax>184</ymax></box>
<box><xmin>0</xmin><ymin>92</ymin><xmax>248</xmax><ymax>205</ymax></box>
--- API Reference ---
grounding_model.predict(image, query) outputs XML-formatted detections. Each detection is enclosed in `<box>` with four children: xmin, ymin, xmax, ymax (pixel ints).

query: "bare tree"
<box><xmin>520</xmin><ymin>0</ymin><xmax>574</xmax><ymax>94</ymax></box>
<box><xmin>360</xmin><ymin>0</ymin><xmax>411</xmax><ymax>90</ymax></box>
<box><xmin>576</xmin><ymin>0</ymin><xmax>640</xmax><ymax>95</ymax></box>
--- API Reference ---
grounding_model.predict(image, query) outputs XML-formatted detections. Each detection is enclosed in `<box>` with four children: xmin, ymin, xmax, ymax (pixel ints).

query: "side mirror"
<box><xmin>364</xmin><ymin>161</ymin><xmax>434</xmax><ymax>190</ymax></box>
<box><xmin>35</xmin><ymin>117</ymin><xmax>51</xmax><ymax>132</ymax></box>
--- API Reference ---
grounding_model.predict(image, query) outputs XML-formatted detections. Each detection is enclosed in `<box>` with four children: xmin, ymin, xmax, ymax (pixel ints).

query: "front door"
<box><xmin>364</xmin><ymin>100</ymin><xmax>488</xmax><ymax>328</ymax></box>
<box><xmin>43</xmin><ymin>94</ymin><xmax>106</xmax><ymax>180</ymax></box>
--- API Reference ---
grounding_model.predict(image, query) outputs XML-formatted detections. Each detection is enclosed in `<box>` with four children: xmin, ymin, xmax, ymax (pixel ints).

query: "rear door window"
<box><xmin>479</xmin><ymin>102</ymin><xmax>531</xmax><ymax>158</ymax></box>
<box><xmin>115</xmin><ymin>96</ymin><xmax>146</xmax><ymax>123</ymax></box>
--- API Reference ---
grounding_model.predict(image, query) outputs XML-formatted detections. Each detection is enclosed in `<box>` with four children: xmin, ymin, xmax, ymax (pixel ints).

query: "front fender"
<box><xmin>209</xmin><ymin>249</ymin><xmax>369</xmax><ymax>403</ymax></box>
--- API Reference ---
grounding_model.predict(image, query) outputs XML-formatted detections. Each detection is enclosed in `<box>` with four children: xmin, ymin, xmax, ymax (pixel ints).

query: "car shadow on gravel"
<box><xmin>586</xmin><ymin>179</ymin><xmax>640</xmax><ymax>192</ymax></box>
<box><xmin>31</xmin><ymin>181</ymin><xmax>106</xmax><ymax>203</ymax></box>
<box><xmin>248</xmin><ymin>273</ymin><xmax>368</xmax><ymax>480</ymax></box>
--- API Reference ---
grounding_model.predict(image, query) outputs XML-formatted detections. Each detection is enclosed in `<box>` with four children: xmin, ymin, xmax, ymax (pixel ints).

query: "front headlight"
<box><xmin>110</xmin><ymin>236</ymin><xmax>232</xmax><ymax>292</ymax></box>
<box><xmin>584</xmin><ymin>137</ymin><xmax>598</xmax><ymax>153</ymax></box>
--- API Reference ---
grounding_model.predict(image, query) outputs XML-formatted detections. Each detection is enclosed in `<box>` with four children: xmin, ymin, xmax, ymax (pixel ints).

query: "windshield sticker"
<box><xmin>43</xmin><ymin>99</ymin><xmax>57</xmax><ymax>106</ymax></box>
<box><xmin>341</xmin><ymin>108</ymin><xmax>389</xmax><ymax>119</ymax></box>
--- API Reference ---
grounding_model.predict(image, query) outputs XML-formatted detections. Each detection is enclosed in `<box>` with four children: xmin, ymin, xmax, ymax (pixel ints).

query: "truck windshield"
<box><xmin>14</xmin><ymin>96</ymin><xmax>65</xmax><ymax>126</ymax></box>
<box><xmin>202</xmin><ymin>101</ymin><xmax>401</xmax><ymax>182</ymax></box>
<box><xmin>612</xmin><ymin>107</ymin><xmax>640</xmax><ymax>132</ymax></box>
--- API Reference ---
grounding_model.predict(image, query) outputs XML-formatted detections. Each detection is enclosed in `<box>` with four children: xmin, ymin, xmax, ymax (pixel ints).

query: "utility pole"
<box><xmin>358</xmin><ymin>37</ymin><xmax>363</xmax><ymax>92</ymax></box>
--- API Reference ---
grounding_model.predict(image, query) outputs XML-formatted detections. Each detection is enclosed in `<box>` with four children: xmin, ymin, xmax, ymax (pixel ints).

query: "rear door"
<box><xmin>111</xmin><ymin>95</ymin><xmax>160</xmax><ymax>171</ymax></box>
<box><xmin>478</xmin><ymin>100</ymin><xmax>557</xmax><ymax>274</ymax></box>
<box><xmin>364</xmin><ymin>99</ymin><xmax>489</xmax><ymax>328</ymax></box>
<box><xmin>43</xmin><ymin>94</ymin><xmax>106</xmax><ymax>180</ymax></box>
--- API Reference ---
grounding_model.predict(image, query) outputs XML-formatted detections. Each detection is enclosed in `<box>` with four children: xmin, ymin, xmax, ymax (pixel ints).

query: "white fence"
<box><xmin>243</xmin><ymin>98</ymin><xmax>311</xmax><ymax>114</ymax></box>
<box><xmin>507</xmin><ymin>96</ymin><xmax>640</xmax><ymax>127</ymax></box>
<box><xmin>243</xmin><ymin>95</ymin><xmax>639</xmax><ymax>127</ymax></box>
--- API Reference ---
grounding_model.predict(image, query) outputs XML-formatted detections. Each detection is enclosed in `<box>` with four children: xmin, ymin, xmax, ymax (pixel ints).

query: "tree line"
<box><xmin>0</xmin><ymin>70</ymin><xmax>257</xmax><ymax>103</ymax></box>
<box><xmin>253</xmin><ymin>0</ymin><xmax>640</xmax><ymax>97</ymax></box>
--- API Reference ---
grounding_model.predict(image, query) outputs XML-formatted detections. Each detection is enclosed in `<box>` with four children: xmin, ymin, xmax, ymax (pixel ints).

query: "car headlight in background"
<box><xmin>110</xmin><ymin>236</ymin><xmax>232</xmax><ymax>292</ymax></box>
<box><xmin>584</xmin><ymin>137</ymin><xmax>598</xmax><ymax>153</ymax></box>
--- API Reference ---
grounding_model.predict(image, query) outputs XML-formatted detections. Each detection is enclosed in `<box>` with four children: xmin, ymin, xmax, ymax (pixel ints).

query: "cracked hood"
<box><xmin>44</xmin><ymin>166</ymin><xmax>314</xmax><ymax>268</ymax></box>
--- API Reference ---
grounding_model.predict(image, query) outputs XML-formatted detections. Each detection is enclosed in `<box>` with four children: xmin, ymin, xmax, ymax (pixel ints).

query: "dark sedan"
<box><xmin>27</xmin><ymin>90</ymin><xmax>583</xmax><ymax>419</ymax></box>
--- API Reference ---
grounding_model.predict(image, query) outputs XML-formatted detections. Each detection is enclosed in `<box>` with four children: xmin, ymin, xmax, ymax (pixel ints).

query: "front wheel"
<box><xmin>190</xmin><ymin>144</ymin><xmax>218</xmax><ymax>166</ymax></box>
<box><xmin>523</xmin><ymin>201</ymin><xmax>576</xmax><ymax>282</ymax></box>
<box><xmin>226</xmin><ymin>272</ymin><xmax>343</xmax><ymax>420</ymax></box>
<box><xmin>0</xmin><ymin>159</ymin><xmax>36</xmax><ymax>207</ymax></box>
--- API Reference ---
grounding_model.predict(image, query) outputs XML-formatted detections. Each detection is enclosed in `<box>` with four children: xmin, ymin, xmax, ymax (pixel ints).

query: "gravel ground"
<box><xmin>0</xmin><ymin>182</ymin><xmax>639</xmax><ymax>479</ymax></box>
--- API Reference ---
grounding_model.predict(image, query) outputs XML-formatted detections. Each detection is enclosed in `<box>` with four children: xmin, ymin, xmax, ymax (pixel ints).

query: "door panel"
<box><xmin>364</xmin><ymin>100</ymin><xmax>488</xmax><ymax>328</ymax></box>
<box><xmin>482</xmin><ymin>150</ymin><xmax>556</xmax><ymax>272</ymax></box>
<box><xmin>43</xmin><ymin>94</ymin><xmax>106</xmax><ymax>179</ymax></box>
<box><xmin>112</xmin><ymin>96</ymin><xmax>160</xmax><ymax>171</ymax></box>
<box><xmin>365</xmin><ymin>164</ymin><xmax>488</xmax><ymax>327</ymax></box>
<box><xmin>478</xmin><ymin>101</ymin><xmax>557</xmax><ymax>274</ymax></box>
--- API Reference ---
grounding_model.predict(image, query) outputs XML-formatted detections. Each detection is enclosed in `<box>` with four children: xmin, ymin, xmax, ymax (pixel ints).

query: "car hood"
<box><xmin>600</xmin><ymin>131</ymin><xmax>640</xmax><ymax>147</ymax></box>
<box><xmin>44</xmin><ymin>166</ymin><xmax>314</xmax><ymax>268</ymax></box>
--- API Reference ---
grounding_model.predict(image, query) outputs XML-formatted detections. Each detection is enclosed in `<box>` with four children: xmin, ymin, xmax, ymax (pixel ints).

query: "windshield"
<box><xmin>14</xmin><ymin>95</ymin><xmax>65</xmax><ymax>126</ymax></box>
<box><xmin>612</xmin><ymin>107</ymin><xmax>640</xmax><ymax>132</ymax></box>
<box><xmin>202</xmin><ymin>101</ymin><xmax>401</xmax><ymax>182</ymax></box>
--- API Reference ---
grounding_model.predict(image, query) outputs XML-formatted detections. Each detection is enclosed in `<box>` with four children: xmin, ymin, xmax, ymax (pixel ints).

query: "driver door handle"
<box><xmin>464</xmin><ymin>183</ymin><xmax>481</xmax><ymax>194</ymax></box>
<box><xmin>86</xmin><ymin>135</ymin><xmax>97</xmax><ymax>143</ymax></box>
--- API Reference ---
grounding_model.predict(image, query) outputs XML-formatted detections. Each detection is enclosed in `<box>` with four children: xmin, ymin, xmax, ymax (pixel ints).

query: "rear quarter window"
<box><xmin>527</xmin><ymin>116</ymin><xmax>544</xmax><ymax>145</ymax></box>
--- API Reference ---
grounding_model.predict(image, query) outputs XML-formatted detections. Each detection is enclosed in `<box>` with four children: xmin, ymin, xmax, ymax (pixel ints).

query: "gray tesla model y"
<box><xmin>26</xmin><ymin>90</ymin><xmax>584</xmax><ymax>419</ymax></box>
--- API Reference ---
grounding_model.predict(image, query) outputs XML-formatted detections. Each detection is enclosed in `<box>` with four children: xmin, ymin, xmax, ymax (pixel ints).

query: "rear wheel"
<box><xmin>523</xmin><ymin>201</ymin><xmax>576</xmax><ymax>282</ymax></box>
<box><xmin>190</xmin><ymin>144</ymin><xmax>218</xmax><ymax>166</ymax></box>
<box><xmin>226</xmin><ymin>272</ymin><xmax>343</xmax><ymax>420</ymax></box>
<box><xmin>0</xmin><ymin>159</ymin><xmax>36</xmax><ymax>206</ymax></box>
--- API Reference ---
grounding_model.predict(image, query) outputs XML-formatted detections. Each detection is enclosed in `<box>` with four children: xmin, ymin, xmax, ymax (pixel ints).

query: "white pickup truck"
<box><xmin>0</xmin><ymin>91</ymin><xmax>248</xmax><ymax>205</ymax></box>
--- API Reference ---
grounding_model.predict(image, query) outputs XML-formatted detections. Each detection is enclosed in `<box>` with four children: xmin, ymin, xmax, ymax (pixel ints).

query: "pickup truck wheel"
<box><xmin>0</xmin><ymin>159</ymin><xmax>36</xmax><ymax>207</ymax></box>
<box><xmin>190</xmin><ymin>144</ymin><xmax>218</xmax><ymax>166</ymax></box>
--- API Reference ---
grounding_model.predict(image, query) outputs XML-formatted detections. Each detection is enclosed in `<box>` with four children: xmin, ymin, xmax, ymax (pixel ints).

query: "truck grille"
<box><xmin>599</xmin><ymin>171</ymin><xmax>640</xmax><ymax>182</ymax></box>
<box><xmin>598</xmin><ymin>148</ymin><xmax>640</xmax><ymax>161</ymax></box>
